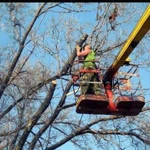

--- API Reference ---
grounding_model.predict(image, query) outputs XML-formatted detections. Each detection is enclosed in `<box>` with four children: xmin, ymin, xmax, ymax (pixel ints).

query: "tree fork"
<box><xmin>14</xmin><ymin>80</ymin><xmax>56</xmax><ymax>150</ymax></box>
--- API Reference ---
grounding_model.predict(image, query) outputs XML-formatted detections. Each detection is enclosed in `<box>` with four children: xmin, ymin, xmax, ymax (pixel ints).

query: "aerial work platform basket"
<box><xmin>76</xmin><ymin>94</ymin><xmax>109</xmax><ymax>114</ymax></box>
<box><xmin>72</xmin><ymin>61</ymin><xmax>145</xmax><ymax>116</ymax></box>
<box><xmin>76</xmin><ymin>94</ymin><xmax>145</xmax><ymax>116</ymax></box>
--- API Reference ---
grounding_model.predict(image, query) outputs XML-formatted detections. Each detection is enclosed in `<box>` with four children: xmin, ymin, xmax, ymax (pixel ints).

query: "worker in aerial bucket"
<box><xmin>75</xmin><ymin>43</ymin><xmax>102</xmax><ymax>95</ymax></box>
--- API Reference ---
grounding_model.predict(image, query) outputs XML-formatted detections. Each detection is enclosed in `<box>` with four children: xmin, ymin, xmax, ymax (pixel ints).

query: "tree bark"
<box><xmin>14</xmin><ymin>80</ymin><xmax>56</xmax><ymax>150</ymax></box>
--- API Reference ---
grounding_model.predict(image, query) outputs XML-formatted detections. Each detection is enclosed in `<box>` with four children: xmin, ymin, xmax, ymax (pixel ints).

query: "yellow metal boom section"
<box><xmin>105</xmin><ymin>5</ymin><xmax>150</xmax><ymax>81</ymax></box>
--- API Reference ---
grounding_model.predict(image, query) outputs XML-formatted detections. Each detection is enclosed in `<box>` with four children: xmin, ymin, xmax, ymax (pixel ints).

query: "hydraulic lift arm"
<box><xmin>104</xmin><ymin>5</ymin><xmax>150</xmax><ymax>82</ymax></box>
<box><xmin>102</xmin><ymin>5</ymin><xmax>150</xmax><ymax>111</ymax></box>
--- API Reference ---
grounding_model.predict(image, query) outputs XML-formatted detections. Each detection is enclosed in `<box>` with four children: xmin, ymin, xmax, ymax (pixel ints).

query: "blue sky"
<box><xmin>0</xmin><ymin>2</ymin><xmax>150</xmax><ymax>150</ymax></box>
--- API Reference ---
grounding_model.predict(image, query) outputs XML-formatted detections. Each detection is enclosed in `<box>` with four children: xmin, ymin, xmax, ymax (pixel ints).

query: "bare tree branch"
<box><xmin>45</xmin><ymin>116</ymin><xmax>122</xmax><ymax>150</ymax></box>
<box><xmin>14</xmin><ymin>80</ymin><xmax>56</xmax><ymax>150</ymax></box>
<box><xmin>0</xmin><ymin>3</ymin><xmax>47</xmax><ymax>99</ymax></box>
<box><xmin>81</xmin><ymin>129</ymin><xmax>150</xmax><ymax>145</ymax></box>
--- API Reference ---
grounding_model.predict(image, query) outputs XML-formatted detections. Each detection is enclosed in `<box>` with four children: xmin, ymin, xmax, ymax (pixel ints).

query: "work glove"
<box><xmin>76</xmin><ymin>44</ymin><xmax>81</xmax><ymax>51</ymax></box>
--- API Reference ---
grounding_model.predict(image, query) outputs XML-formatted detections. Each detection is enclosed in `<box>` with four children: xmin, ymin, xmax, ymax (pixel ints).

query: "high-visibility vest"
<box><xmin>83</xmin><ymin>50</ymin><xmax>95</xmax><ymax>68</ymax></box>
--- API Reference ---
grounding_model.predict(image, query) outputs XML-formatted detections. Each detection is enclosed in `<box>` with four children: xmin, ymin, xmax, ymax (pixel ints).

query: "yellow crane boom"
<box><xmin>104</xmin><ymin>5</ymin><xmax>150</xmax><ymax>81</ymax></box>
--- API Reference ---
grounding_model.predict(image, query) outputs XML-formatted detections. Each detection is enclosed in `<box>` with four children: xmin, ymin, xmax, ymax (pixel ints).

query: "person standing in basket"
<box><xmin>76</xmin><ymin>44</ymin><xmax>101</xmax><ymax>95</ymax></box>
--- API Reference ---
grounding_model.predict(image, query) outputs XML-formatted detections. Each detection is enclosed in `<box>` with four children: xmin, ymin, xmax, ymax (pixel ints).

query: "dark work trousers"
<box><xmin>81</xmin><ymin>70</ymin><xmax>101</xmax><ymax>95</ymax></box>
